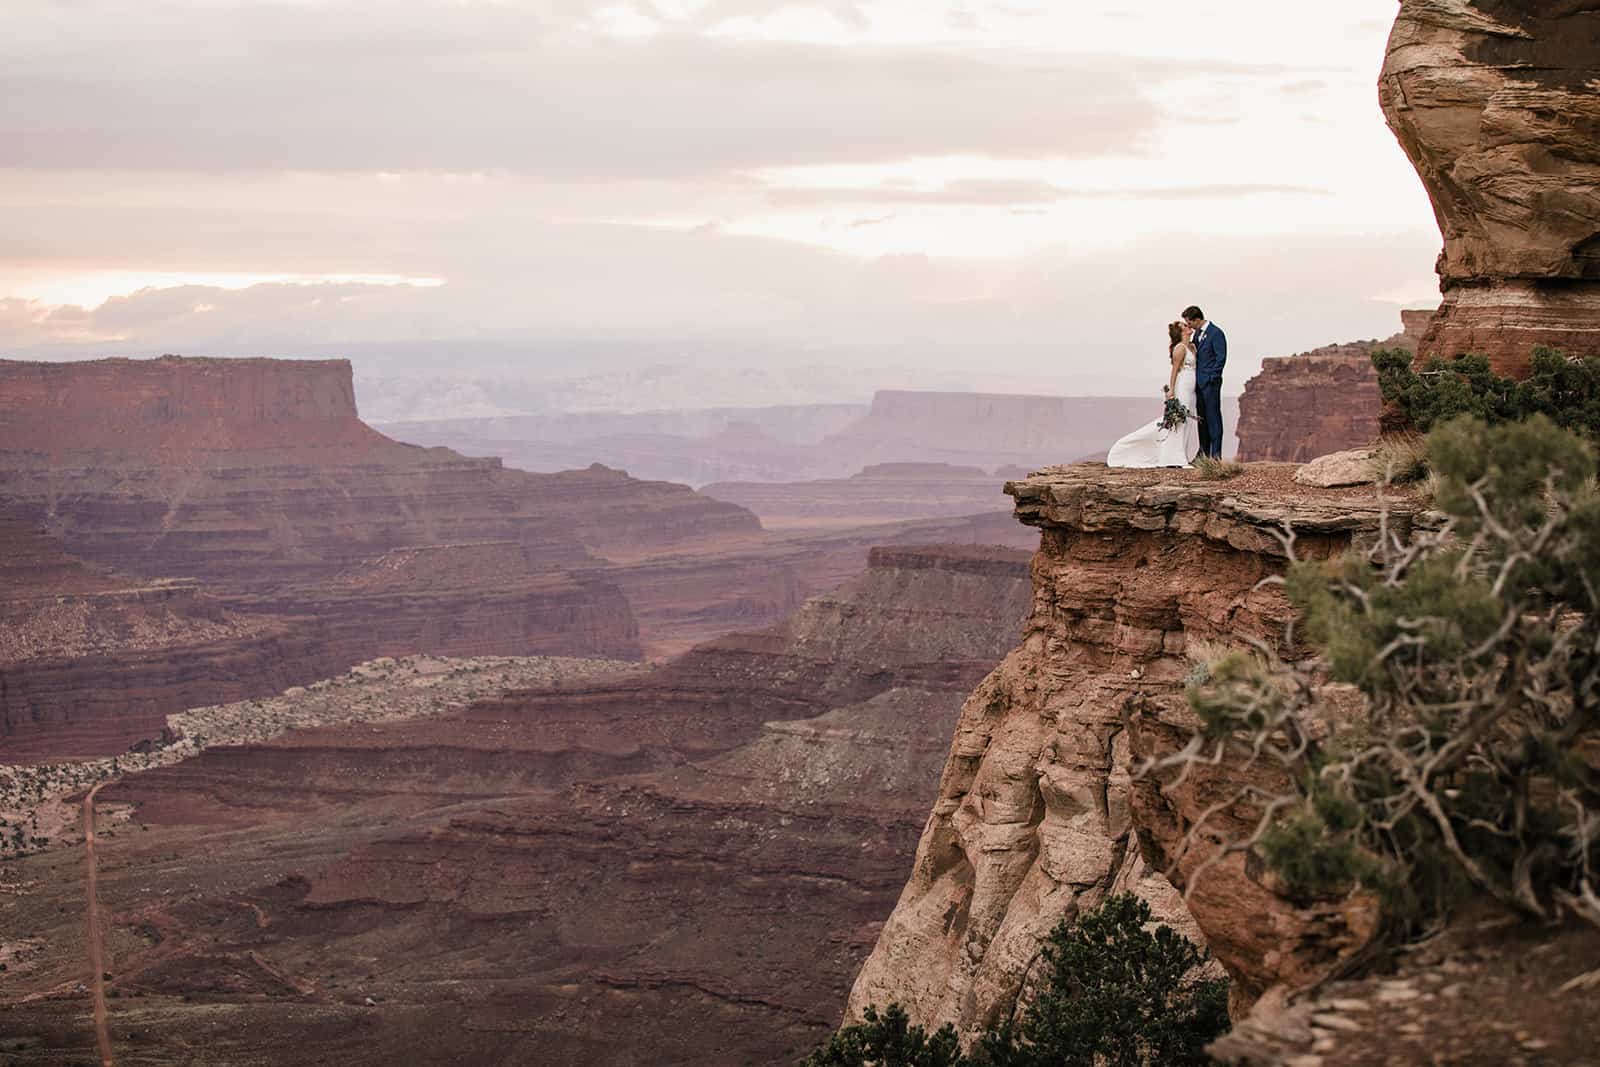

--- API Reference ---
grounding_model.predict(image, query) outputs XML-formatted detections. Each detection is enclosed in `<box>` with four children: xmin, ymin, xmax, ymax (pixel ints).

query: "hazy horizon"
<box><xmin>2</xmin><ymin>0</ymin><xmax>1441</xmax><ymax>409</ymax></box>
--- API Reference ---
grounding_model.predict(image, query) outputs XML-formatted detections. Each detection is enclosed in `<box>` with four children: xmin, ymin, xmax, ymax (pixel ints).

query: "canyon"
<box><xmin>1381</xmin><ymin>0</ymin><xmax>1600</xmax><ymax>376</ymax></box>
<box><xmin>0</xmin><ymin>544</ymin><xmax>1034</xmax><ymax>1065</ymax></box>
<box><xmin>0</xmin><ymin>519</ymin><xmax>348</xmax><ymax>761</ymax></box>
<box><xmin>0</xmin><ymin>356</ymin><xmax>1037</xmax><ymax>757</ymax></box>
<box><xmin>11</xmin><ymin>4</ymin><xmax>1599</xmax><ymax>1058</ymax></box>
<box><xmin>381</xmin><ymin>389</ymin><xmax>1236</xmax><ymax>491</ymax></box>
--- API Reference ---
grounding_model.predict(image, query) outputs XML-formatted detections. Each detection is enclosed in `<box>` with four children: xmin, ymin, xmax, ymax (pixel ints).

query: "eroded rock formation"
<box><xmin>0</xmin><ymin>545</ymin><xmax>1034</xmax><ymax>1064</ymax></box>
<box><xmin>848</xmin><ymin>467</ymin><xmax>1425</xmax><ymax>1038</ymax></box>
<box><xmin>0</xmin><ymin>521</ymin><xmax>346</xmax><ymax>760</ymax></box>
<box><xmin>1234</xmin><ymin>311</ymin><xmax>1430</xmax><ymax>462</ymax></box>
<box><xmin>0</xmin><ymin>357</ymin><xmax>758</xmax><ymax>588</ymax></box>
<box><xmin>1381</xmin><ymin>2</ymin><xmax>1600</xmax><ymax>375</ymax></box>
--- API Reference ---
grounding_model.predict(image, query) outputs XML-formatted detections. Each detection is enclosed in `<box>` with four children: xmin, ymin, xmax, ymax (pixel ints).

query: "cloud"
<box><xmin>0</xmin><ymin>222</ymin><xmax>1443</xmax><ymax>400</ymax></box>
<box><xmin>763</xmin><ymin>179</ymin><xmax>1330</xmax><ymax>206</ymax></box>
<box><xmin>2</xmin><ymin>9</ymin><xmax>1174</xmax><ymax>177</ymax></box>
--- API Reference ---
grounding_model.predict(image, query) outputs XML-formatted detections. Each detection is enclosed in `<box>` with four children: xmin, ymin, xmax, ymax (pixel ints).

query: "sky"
<box><xmin>0</xmin><ymin>0</ymin><xmax>1444</xmax><ymax>406</ymax></box>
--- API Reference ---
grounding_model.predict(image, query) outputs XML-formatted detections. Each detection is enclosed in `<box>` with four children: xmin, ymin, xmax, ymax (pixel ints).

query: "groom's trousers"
<box><xmin>1195</xmin><ymin>378</ymin><xmax>1224</xmax><ymax>458</ymax></box>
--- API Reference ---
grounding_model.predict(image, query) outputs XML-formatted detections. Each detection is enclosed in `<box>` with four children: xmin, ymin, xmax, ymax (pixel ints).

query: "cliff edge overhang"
<box><xmin>847</xmin><ymin>464</ymin><xmax>1430</xmax><ymax>1039</ymax></box>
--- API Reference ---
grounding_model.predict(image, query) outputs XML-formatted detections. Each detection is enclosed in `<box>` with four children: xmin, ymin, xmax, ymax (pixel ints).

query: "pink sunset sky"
<box><xmin>1</xmin><ymin>0</ymin><xmax>1440</xmax><ymax>399</ymax></box>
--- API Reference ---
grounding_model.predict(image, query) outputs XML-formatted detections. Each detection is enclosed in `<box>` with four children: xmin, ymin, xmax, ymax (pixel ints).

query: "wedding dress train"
<box><xmin>1106</xmin><ymin>346</ymin><xmax>1200</xmax><ymax>468</ymax></box>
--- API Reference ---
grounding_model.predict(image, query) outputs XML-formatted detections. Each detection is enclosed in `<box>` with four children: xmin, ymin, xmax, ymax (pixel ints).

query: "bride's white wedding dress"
<box><xmin>1107</xmin><ymin>344</ymin><xmax>1200</xmax><ymax>468</ymax></box>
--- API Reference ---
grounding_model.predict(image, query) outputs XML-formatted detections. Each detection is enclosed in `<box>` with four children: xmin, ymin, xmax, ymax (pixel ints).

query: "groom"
<box><xmin>1183</xmin><ymin>305</ymin><xmax>1226</xmax><ymax>459</ymax></box>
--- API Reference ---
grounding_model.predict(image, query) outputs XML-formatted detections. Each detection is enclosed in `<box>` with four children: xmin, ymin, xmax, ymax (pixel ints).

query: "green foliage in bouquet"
<box><xmin>1160</xmin><ymin>396</ymin><xmax>1191</xmax><ymax>432</ymax></box>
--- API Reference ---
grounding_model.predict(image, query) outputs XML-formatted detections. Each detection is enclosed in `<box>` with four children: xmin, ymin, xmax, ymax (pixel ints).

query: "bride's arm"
<box><xmin>1165</xmin><ymin>345</ymin><xmax>1183</xmax><ymax>397</ymax></box>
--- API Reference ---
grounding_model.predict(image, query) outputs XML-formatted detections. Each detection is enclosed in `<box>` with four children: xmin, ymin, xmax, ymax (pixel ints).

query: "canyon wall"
<box><xmin>0</xmin><ymin>356</ymin><xmax>760</xmax><ymax>589</ymax></box>
<box><xmin>240</xmin><ymin>542</ymin><xmax>643</xmax><ymax>663</ymax></box>
<box><xmin>1381</xmin><ymin>1</ymin><xmax>1600</xmax><ymax>376</ymax></box>
<box><xmin>0</xmin><ymin>356</ymin><xmax>784</xmax><ymax>756</ymax></box>
<box><xmin>0</xmin><ymin>521</ymin><xmax>348</xmax><ymax>759</ymax></box>
<box><xmin>1234</xmin><ymin>310</ymin><xmax>1429</xmax><ymax>462</ymax></box>
<box><xmin>1</xmin><ymin>544</ymin><xmax>1036</xmax><ymax>1064</ymax></box>
<box><xmin>0</xmin><ymin>355</ymin><xmax>377</xmax><ymax>456</ymax></box>
<box><xmin>848</xmin><ymin>466</ymin><xmax>1422</xmax><ymax>1038</ymax></box>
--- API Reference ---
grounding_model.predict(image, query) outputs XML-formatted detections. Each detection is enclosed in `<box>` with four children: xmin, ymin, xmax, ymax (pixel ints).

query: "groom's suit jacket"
<box><xmin>1195</xmin><ymin>322</ymin><xmax>1227</xmax><ymax>385</ymax></box>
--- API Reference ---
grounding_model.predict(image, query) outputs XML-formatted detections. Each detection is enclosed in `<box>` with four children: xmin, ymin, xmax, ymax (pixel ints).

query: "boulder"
<box><xmin>1294</xmin><ymin>450</ymin><xmax>1377</xmax><ymax>489</ymax></box>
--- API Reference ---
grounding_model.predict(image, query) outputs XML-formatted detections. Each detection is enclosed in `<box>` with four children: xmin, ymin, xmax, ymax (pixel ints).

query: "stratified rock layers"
<box><xmin>0</xmin><ymin>546</ymin><xmax>1036</xmax><ymax>1065</ymax></box>
<box><xmin>1234</xmin><ymin>312</ymin><xmax>1429</xmax><ymax>462</ymax></box>
<box><xmin>1236</xmin><ymin>355</ymin><xmax>1385</xmax><ymax>463</ymax></box>
<box><xmin>848</xmin><ymin>468</ymin><xmax>1421</xmax><ymax>1038</ymax></box>
<box><xmin>0</xmin><ymin>356</ymin><xmax>781</xmax><ymax>755</ymax></box>
<box><xmin>0</xmin><ymin>521</ymin><xmax>346</xmax><ymax>759</ymax></box>
<box><xmin>0</xmin><ymin>356</ymin><xmax>760</xmax><ymax>588</ymax></box>
<box><xmin>1381</xmin><ymin>2</ymin><xmax>1600</xmax><ymax>375</ymax></box>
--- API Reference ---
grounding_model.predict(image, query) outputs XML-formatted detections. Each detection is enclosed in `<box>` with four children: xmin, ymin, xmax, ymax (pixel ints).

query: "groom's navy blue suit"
<box><xmin>1193</xmin><ymin>322</ymin><xmax>1227</xmax><ymax>459</ymax></box>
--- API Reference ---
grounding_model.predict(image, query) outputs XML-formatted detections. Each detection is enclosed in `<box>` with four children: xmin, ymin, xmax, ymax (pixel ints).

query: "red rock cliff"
<box><xmin>0</xmin><ymin>520</ymin><xmax>348</xmax><ymax>759</ymax></box>
<box><xmin>0</xmin><ymin>355</ymin><xmax>392</xmax><ymax>458</ymax></box>
<box><xmin>1381</xmin><ymin>1</ymin><xmax>1600</xmax><ymax>376</ymax></box>
<box><xmin>0</xmin><ymin>356</ymin><xmax>760</xmax><ymax>589</ymax></box>
<box><xmin>847</xmin><ymin>467</ymin><xmax>1425</xmax><ymax>1037</ymax></box>
<box><xmin>1234</xmin><ymin>312</ymin><xmax>1429</xmax><ymax>462</ymax></box>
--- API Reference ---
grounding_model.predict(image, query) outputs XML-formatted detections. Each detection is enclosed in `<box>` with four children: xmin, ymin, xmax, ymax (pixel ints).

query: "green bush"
<box><xmin>975</xmin><ymin>894</ymin><xmax>1229</xmax><ymax>1067</ymax></box>
<box><xmin>805</xmin><ymin>1005</ymin><xmax>964</xmax><ymax>1067</ymax></box>
<box><xmin>1179</xmin><ymin>413</ymin><xmax>1600</xmax><ymax>930</ymax></box>
<box><xmin>810</xmin><ymin>896</ymin><xmax>1229</xmax><ymax>1067</ymax></box>
<box><xmin>1374</xmin><ymin>345</ymin><xmax>1600</xmax><ymax>442</ymax></box>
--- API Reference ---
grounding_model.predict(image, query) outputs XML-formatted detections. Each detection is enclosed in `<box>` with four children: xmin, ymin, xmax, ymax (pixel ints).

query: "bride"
<box><xmin>1107</xmin><ymin>321</ymin><xmax>1201</xmax><ymax>468</ymax></box>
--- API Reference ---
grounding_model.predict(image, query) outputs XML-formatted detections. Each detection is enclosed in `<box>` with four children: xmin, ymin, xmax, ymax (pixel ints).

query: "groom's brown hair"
<box><xmin>1182</xmin><ymin>305</ymin><xmax>1204</xmax><ymax>322</ymax></box>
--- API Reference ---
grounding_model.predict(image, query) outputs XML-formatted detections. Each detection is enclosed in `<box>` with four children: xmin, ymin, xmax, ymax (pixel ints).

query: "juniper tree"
<box><xmin>1148</xmin><ymin>414</ymin><xmax>1600</xmax><ymax>931</ymax></box>
<box><xmin>809</xmin><ymin>896</ymin><xmax>1228</xmax><ymax>1067</ymax></box>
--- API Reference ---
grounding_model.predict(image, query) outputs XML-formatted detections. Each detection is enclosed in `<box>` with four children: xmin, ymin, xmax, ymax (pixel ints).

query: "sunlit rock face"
<box><xmin>1380</xmin><ymin>1</ymin><xmax>1600</xmax><ymax>376</ymax></box>
<box><xmin>845</xmin><ymin>467</ymin><xmax>1421</xmax><ymax>1039</ymax></box>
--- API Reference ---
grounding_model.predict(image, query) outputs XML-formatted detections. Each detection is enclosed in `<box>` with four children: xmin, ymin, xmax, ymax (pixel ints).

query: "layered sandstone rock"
<box><xmin>607</xmin><ymin>509</ymin><xmax>1038</xmax><ymax>658</ymax></box>
<box><xmin>0</xmin><ymin>545</ymin><xmax>1035</xmax><ymax>1065</ymax></box>
<box><xmin>0</xmin><ymin>356</ymin><xmax>759</xmax><ymax>589</ymax></box>
<box><xmin>0</xmin><ymin>356</ymin><xmax>784</xmax><ymax>757</ymax></box>
<box><xmin>240</xmin><ymin>542</ymin><xmax>642</xmax><ymax>662</ymax></box>
<box><xmin>1381</xmin><ymin>2</ymin><xmax>1600</xmax><ymax>375</ymax></box>
<box><xmin>0</xmin><ymin>521</ymin><xmax>346</xmax><ymax>760</ymax></box>
<box><xmin>1234</xmin><ymin>312</ymin><xmax>1429</xmax><ymax>462</ymax></box>
<box><xmin>848</xmin><ymin>466</ymin><xmax>1426</xmax><ymax>1038</ymax></box>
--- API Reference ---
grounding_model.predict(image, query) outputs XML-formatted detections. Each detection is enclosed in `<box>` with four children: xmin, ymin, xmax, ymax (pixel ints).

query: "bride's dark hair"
<box><xmin>1168</xmin><ymin>320</ymin><xmax>1183</xmax><ymax>350</ymax></box>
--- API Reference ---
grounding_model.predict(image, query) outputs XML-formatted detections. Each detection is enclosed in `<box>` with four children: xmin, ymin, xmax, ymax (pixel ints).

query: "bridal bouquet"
<box><xmin>1159</xmin><ymin>395</ymin><xmax>1191</xmax><ymax>431</ymax></box>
